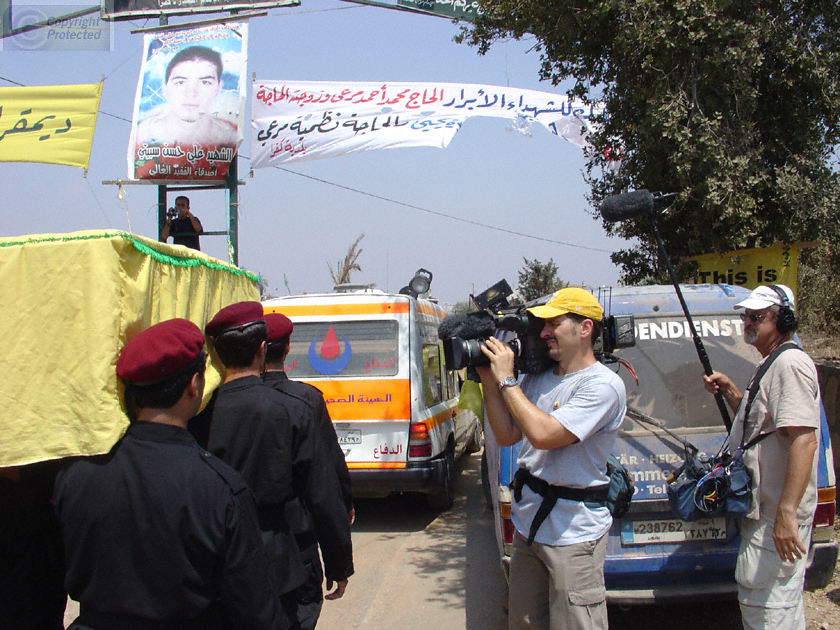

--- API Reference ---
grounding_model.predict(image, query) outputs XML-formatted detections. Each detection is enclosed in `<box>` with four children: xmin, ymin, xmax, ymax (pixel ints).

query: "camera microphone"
<box><xmin>599</xmin><ymin>190</ymin><xmax>655</xmax><ymax>223</ymax></box>
<box><xmin>438</xmin><ymin>312</ymin><xmax>496</xmax><ymax>340</ymax></box>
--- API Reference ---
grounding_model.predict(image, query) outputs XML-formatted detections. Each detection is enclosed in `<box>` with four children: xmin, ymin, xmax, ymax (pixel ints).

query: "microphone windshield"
<box><xmin>600</xmin><ymin>190</ymin><xmax>654</xmax><ymax>222</ymax></box>
<box><xmin>438</xmin><ymin>312</ymin><xmax>496</xmax><ymax>340</ymax></box>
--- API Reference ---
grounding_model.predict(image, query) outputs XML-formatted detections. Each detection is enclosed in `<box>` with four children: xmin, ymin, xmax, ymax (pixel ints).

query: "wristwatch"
<box><xmin>499</xmin><ymin>376</ymin><xmax>518</xmax><ymax>390</ymax></box>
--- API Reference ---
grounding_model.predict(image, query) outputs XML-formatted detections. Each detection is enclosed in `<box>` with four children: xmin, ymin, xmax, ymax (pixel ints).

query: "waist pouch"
<box><xmin>510</xmin><ymin>467</ymin><xmax>609</xmax><ymax>546</ymax></box>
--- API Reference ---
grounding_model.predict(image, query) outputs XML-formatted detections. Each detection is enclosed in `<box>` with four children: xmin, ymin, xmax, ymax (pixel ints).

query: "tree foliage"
<box><xmin>459</xmin><ymin>0</ymin><xmax>840</xmax><ymax>292</ymax></box>
<box><xmin>517</xmin><ymin>257</ymin><xmax>568</xmax><ymax>302</ymax></box>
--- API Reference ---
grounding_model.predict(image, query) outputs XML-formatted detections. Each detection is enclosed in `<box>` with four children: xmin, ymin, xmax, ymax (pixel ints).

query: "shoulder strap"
<box><xmin>739</xmin><ymin>341</ymin><xmax>802</xmax><ymax>449</ymax></box>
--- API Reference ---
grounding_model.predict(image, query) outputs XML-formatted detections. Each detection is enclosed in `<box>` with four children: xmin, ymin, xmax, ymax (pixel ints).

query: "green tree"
<box><xmin>459</xmin><ymin>1</ymin><xmax>840</xmax><ymax>307</ymax></box>
<box><xmin>451</xmin><ymin>300</ymin><xmax>478</xmax><ymax>314</ymax></box>
<box><xmin>517</xmin><ymin>257</ymin><xmax>568</xmax><ymax>302</ymax></box>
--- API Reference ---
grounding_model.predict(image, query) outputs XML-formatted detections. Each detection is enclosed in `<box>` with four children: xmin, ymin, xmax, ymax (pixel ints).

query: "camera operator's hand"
<box><xmin>479</xmin><ymin>336</ymin><xmax>516</xmax><ymax>384</ymax></box>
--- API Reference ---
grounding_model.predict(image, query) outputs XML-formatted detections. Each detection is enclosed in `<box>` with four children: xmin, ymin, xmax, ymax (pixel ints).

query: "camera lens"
<box><xmin>442</xmin><ymin>337</ymin><xmax>489</xmax><ymax>369</ymax></box>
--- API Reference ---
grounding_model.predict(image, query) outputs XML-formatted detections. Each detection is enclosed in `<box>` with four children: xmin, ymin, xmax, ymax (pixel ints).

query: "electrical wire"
<box><xmin>266</xmin><ymin>163</ymin><xmax>615</xmax><ymax>253</ymax></box>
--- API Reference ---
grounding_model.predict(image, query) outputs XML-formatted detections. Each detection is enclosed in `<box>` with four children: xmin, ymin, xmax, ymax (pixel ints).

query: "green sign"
<box><xmin>397</xmin><ymin>0</ymin><xmax>485</xmax><ymax>21</ymax></box>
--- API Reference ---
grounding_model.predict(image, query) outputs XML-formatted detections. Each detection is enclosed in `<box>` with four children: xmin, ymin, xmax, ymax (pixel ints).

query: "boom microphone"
<box><xmin>600</xmin><ymin>190</ymin><xmax>655</xmax><ymax>223</ymax></box>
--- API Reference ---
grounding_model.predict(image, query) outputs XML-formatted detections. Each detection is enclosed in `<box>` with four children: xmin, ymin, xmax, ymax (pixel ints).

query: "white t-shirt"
<box><xmin>729</xmin><ymin>347</ymin><xmax>820</xmax><ymax>523</ymax></box>
<box><xmin>512</xmin><ymin>361</ymin><xmax>627</xmax><ymax>546</ymax></box>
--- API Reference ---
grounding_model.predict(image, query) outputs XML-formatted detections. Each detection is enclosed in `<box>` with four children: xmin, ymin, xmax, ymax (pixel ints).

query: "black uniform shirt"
<box><xmin>53</xmin><ymin>421</ymin><xmax>284</xmax><ymax>630</ymax></box>
<box><xmin>262</xmin><ymin>370</ymin><xmax>354</xmax><ymax>513</ymax></box>
<box><xmin>193</xmin><ymin>376</ymin><xmax>353</xmax><ymax>586</ymax></box>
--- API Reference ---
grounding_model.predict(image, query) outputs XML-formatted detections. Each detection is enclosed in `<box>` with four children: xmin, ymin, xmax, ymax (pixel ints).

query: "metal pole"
<box><xmin>155</xmin><ymin>13</ymin><xmax>169</xmax><ymax>244</ymax></box>
<box><xmin>227</xmin><ymin>154</ymin><xmax>239</xmax><ymax>266</ymax></box>
<box><xmin>157</xmin><ymin>185</ymin><xmax>167</xmax><ymax>243</ymax></box>
<box><xmin>647</xmin><ymin>214</ymin><xmax>732</xmax><ymax>432</ymax></box>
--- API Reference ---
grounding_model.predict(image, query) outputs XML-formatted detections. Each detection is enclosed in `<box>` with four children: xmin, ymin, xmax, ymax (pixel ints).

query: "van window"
<box><xmin>285</xmin><ymin>320</ymin><xmax>399</xmax><ymax>378</ymax></box>
<box><xmin>615</xmin><ymin>313</ymin><xmax>759</xmax><ymax>430</ymax></box>
<box><xmin>423</xmin><ymin>344</ymin><xmax>443</xmax><ymax>407</ymax></box>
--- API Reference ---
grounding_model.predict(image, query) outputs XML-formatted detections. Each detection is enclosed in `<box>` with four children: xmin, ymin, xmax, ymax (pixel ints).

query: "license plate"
<box><xmin>336</xmin><ymin>429</ymin><xmax>361</xmax><ymax>445</ymax></box>
<box><xmin>620</xmin><ymin>518</ymin><xmax>727</xmax><ymax>545</ymax></box>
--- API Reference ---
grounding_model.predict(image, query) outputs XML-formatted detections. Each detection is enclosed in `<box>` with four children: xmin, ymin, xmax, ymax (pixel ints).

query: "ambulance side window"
<box><xmin>423</xmin><ymin>344</ymin><xmax>443</xmax><ymax>407</ymax></box>
<box><xmin>438</xmin><ymin>342</ymin><xmax>457</xmax><ymax>401</ymax></box>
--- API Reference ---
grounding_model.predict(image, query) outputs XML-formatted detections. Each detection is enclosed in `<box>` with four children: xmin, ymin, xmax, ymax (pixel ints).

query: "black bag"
<box><xmin>606</xmin><ymin>454</ymin><xmax>634</xmax><ymax>519</ymax></box>
<box><xmin>666</xmin><ymin>342</ymin><xmax>801</xmax><ymax>522</ymax></box>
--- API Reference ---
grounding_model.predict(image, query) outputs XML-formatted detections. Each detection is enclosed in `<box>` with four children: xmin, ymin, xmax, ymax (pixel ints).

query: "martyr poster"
<box><xmin>127</xmin><ymin>22</ymin><xmax>247</xmax><ymax>182</ymax></box>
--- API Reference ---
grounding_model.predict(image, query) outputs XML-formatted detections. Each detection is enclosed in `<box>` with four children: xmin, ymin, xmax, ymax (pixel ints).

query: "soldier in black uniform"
<box><xmin>262</xmin><ymin>312</ymin><xmax>355</xmax><ymax>629</ymax></box>
<box><xmin>192</xmin><ymin>302</ymin><xmax>354</xmax><ymax>629</ymax></box>
<box><xmin>53</xmin><ymin>318</ymin><xmax>285</xmax><ymax>630</ymax></box>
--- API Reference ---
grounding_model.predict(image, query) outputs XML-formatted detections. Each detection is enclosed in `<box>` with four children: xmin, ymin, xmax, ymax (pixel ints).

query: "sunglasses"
<box><xmin>740</xmin><ymin>312</ymin><xmax>772</xmax><ymax>324</ymax></box>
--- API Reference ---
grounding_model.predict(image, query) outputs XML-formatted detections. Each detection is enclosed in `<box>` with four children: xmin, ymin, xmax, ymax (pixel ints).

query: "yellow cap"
<box><xmin>526</xmin><ymin>287</ymin><xmax>603</xmax><ymax>321</ymax></box>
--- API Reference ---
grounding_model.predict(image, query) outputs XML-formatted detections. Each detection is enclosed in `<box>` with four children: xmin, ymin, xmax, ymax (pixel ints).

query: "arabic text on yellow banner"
<box><xmin>0</xmin><ymin>83</ymin><xmax>102</xmax><ymax>169</ymax></box>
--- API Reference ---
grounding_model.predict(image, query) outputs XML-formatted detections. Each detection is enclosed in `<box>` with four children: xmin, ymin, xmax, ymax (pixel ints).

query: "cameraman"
<box><xmin>477</xmin><ymin>288</ymin><xmax>626</xmax><ymax>630</ymax></box>
<box><xmin>161</xmin><ymin>196</ymin><xmax>203</xmax><ymax>251</ymax></box>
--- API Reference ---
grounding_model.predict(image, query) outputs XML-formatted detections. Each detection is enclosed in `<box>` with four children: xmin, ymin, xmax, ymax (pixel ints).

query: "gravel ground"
<box><xmin>805</xmin><ymin>522</ymin><xmax>840</xmax><ymax>630</ymax></box>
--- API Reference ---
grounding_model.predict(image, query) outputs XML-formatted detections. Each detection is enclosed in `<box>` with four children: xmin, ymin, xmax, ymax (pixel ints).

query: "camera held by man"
<box><xmin>438</xmin><ymin>280</ymin><xmax>635</xmax><ymax>379</ymax></box>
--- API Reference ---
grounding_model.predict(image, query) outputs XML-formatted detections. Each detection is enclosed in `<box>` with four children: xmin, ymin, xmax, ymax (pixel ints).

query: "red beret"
<box><xmin>205</xmin><ymin>301</ymin><xmax>265</xmax><ymax>337</ymax></box>
<box><xmin>117</xmin><ymin>319</ymin><xmax>205</xmax><ymax>383</ymax></box>
<box><xmin>265</xmin><ymin>312</ymin><xmax>294</xmax><ymax>343</ymax></box>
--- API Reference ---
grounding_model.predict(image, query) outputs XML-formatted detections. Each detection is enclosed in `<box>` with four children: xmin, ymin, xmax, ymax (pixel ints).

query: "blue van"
<box><xmin>483</xmin><ymin>283</ymin><xmax>838</xmax><ymax>604</ymax></box>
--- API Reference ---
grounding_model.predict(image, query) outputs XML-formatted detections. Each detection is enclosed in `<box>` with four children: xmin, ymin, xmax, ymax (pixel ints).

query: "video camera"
<box><xmin>438</xmin><ymin>280</ymin><xmax>635</xmax><ymax>379</ymax></box>
<box><xmin>166</xmin><ymin>206</ymin><xmax>178</xmax><ymax>219</ymax></box>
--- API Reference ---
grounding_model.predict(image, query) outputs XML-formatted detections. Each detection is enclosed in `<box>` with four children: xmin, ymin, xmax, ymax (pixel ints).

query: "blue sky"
<box><xmin>0</xmin><ymin>0</ymin><xmax>628</xmax><ymax>306</ymax></box>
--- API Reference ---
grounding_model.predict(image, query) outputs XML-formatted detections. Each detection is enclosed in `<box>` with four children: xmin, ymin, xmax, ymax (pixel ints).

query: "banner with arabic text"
<box><xmin>0</xmin><ymin>83</ymin><xmax>101</xmax><ymax>169</ymax></box>
<box><xmin>251</xmin><ymin>80</ymin><xmax>600</xmax><ymax>167</ymax></box>
<box><xmin>128</xmin><ymin>22</ymin><xmax>247</xmax><ymax>182</ymax></box>
<box><xmin>693</xmin><ymin>244</ymin><xmax>799</xmax><ymax>299</ymax></box>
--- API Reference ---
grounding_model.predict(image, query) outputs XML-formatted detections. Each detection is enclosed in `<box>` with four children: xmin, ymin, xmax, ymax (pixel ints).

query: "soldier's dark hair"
<box><xmin>212</xmin><ymin>322</ymin><xmax>268</xmax><ymax>368</ymax></box>
<box><xmin>123</xmin><ymin>352</ymin><xmax>206</xmax><ymax>422</ymax></box>
<box><xmin>265</xmin><ymin>338</ymin><xmax>290</xmax><ymax>366</ymax></box>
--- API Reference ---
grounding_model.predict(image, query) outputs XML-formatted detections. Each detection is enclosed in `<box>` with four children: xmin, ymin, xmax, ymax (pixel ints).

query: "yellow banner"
<box><xmin>693</xmin><ymin>244</ymin><xmax>798</xmax><ymax>298</ymax></box>
<box><xmin>0</xmin><ymin>83</ymin><xmax>102</xmax><ymax>169</ymax></box>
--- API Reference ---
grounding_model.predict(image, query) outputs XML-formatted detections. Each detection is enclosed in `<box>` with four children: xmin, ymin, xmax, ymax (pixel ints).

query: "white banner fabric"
<box><xmin>250</xmin><ymin>80</ymin><xmax>601</xmax><ymax>167</ymax></box>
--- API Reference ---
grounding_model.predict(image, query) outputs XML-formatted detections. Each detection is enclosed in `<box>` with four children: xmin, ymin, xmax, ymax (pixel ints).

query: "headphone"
<box><xmin>769</xmin><ymin>285</ymin><xmax>797</xmax><ymax>334</ymax></box>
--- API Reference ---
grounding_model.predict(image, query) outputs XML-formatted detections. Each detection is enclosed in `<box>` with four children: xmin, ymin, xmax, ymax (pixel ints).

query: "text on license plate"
<box><xmin>336</xmin><ymin>429</ymin><xmax>362</xmax><ymax>445</ymax></box>
<box><xmin>620</xmin><ymin>518</ymin><xmax>727</xmax><ymax>545</ymax></box>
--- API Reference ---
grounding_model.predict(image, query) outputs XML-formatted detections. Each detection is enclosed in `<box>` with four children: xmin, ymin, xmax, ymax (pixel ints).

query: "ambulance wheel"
<box><xmin>481</xmin><ymin>450</ymin><xmax>492</xmax><ymax>509</ymax></box>
<box><xmin>428</xmin><ymin>445</ymin><xmax>455</xmax><ymax>511</ymax></box>
<box><xmin>466</xmin><ymin>418</ymin><xmax>483</xmax><ymax>454</ymax></box>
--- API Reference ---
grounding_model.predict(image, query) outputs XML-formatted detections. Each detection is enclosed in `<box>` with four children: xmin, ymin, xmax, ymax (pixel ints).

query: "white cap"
<box><xmin>734</xmin><ymin>284</ymin><xmax>795</xmax><ymax>311</ymax></box>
